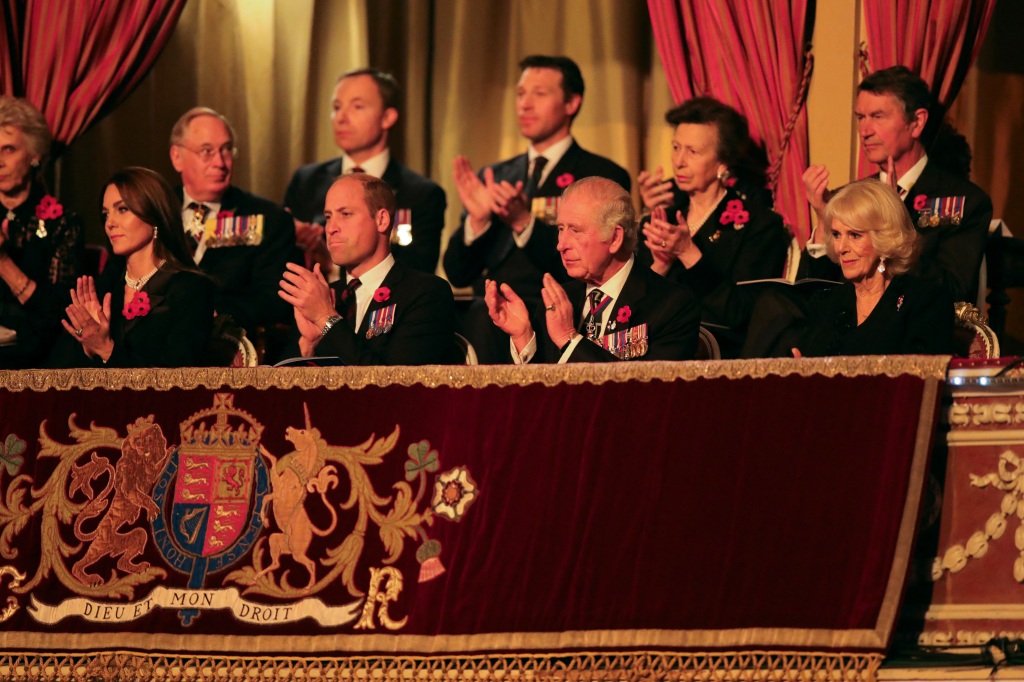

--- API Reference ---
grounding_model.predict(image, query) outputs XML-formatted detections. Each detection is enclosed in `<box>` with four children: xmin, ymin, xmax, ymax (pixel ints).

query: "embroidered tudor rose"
<box><xmin>431</xmin><ymin>466</ymin><xmax>479</xmax><ymax>522</ymax></box>
<box><xmin>373</xmin><ymin>286</ymin><xmax>391</xmax><ymax>303</ymax></box>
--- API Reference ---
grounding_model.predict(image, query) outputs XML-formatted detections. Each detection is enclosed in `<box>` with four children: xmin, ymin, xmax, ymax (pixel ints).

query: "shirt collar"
<box><xmin>181</xmin><ymin>188</ymin><xmax>221</xmax><ymax>217</ymax></box>
<box><xmin>586</xmin><ymin>255</ymin><xmax>634</xmax><ymax>307</ymax></box>
<box><xmin>528</xmin><ymin>135</ymin><xmax>574</xmax><ymax>171</ymax></box>
<box><xmin>342</xmin><ymin>148</ymin><xmax>391</xmax><ymax>178</ymax></box>
<box><xmin>880</xmin><ymin>153</ymin><xmax>928</xmax><ymax>195</ymax></box>
<box><xmin>348</xmin><ymin>252</ymin><xmax>395</xmax><ymax>294</ymax></box>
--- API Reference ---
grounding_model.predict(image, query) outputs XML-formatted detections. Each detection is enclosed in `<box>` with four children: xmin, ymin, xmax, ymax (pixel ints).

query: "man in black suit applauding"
<box><xmin>486</xmin><ymin>177</ymin><xmax>699</xmax><ymax>363</ymax></box>
<box><xmin>445</xmin><ymin>55</ymin><xmax>631</xmax><ymax>361</ymax></box>
<box><xmin>279</xmin><ymin>174</ymin><xmax>455</xmax><ymax>365</ymax></box>
<box><xmin>170</xmin><ymin>107</ymin><xmax>296</xmax><ymax>335</ymax></box>
<box><xmin>284</xmin><ymin>69</ymin><xmax>446</xmax><ymax>275</ymax></box>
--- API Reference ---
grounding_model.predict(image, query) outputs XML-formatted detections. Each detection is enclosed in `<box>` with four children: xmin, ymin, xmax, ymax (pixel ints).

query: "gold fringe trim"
<box><xmin>0</xmin><ymin>650</ymin><xmax>883</xmax><ymax>682</ymax></box>
<box><xmin>0</xmin><ymin>356</ymin><xmax>949</xmax><ymax>392</ymax></box>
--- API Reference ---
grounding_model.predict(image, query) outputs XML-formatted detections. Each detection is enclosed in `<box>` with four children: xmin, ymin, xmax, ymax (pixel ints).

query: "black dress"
<box><xmin>798</xmin><ymin>274</ymin><xmax>954</xmax><ymax>356</ymax></box>
<box><xmin>0</xmin><ymin>184</ymin><xmax>84</xmax><ymax>368</ymax></box>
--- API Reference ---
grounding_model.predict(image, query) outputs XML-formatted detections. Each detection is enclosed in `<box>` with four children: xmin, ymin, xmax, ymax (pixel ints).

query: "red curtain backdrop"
<box><xmin>858</xmin><ymin>0</ymin><xmax>997</xmax><ymax>176</ymax></box>
<box><xmin>1</xmin><ymin>0</ymin><xmax>186</xmax><ymax>152</ymax></box>
<box><xmin>647</xmin><ymin>0</ymin><xmax>813</xmax><ymax>246</ymax></box>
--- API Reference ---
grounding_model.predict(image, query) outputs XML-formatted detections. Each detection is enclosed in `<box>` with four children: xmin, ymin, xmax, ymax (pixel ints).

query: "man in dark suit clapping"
<box><xmin>284</xmin><ymin>69</ymin><xmax>446</xmax><ymax>275</ymax></box>
<box><xmin>487</xmin><ymin>177</ymin><xmax>699</xmax><ymax>363</ymax></box>
<box><xmin>279</xmin><ymin>174</ymin><xmax>454</xmax><ymax>365</ymax></box>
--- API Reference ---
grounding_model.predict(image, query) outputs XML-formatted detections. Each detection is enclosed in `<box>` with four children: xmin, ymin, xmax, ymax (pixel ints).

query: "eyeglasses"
<box><xmin>177</xmin><ymin>144</ymin><xmax>238</xmax><ymax>162</ymax></box>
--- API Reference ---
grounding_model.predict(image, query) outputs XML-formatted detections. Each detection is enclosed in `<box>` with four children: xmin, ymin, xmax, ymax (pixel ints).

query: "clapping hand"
<box><xmin>62</xmin><ymin>276</ymin><xmax>114</xmax><ymax>361</ymax></box>
<box><xmin>484</xmin><ymin>279</ymin><xmax>534</xmax><ymax>352</ymax></box>
<box><xmin>637</xmin><ymin>167</ymin><xmax>674</xmax><ymax>211</ymax></box>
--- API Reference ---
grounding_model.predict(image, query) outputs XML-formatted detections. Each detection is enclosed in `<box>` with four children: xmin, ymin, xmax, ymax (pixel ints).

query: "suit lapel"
<box><xmin>382</xmin><ymin>160</ymin><xmax>402</xmax><ymax>199</ymax></box>
<box><xmin>358</xmin><ymin>262</ymin><xmax>404</xmax><ymax>337</ymax></box>
<box><xmin>120</xmin><ymin>269</ymin><xmax>172</xmax><ymax>337</ymax></box>
<box><xmin>537</xmin><ymin>140</ymin><xmax>582</xmax><ymax>195</ymax></box>
<box><xmin>605</xmin><ymin>265</ymin><xmax>647</xmax><ymax>333</ymax></box>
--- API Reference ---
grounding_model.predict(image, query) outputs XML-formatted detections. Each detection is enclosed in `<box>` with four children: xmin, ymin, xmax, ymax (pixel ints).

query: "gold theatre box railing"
<box><xmin>0</xmin><ymin>357</ymin><xmax>948</xmax><ymax>681</ymax></box>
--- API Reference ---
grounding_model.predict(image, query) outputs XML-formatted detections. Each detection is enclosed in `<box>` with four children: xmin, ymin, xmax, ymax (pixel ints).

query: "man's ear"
<box><xmin>381</xmin><ymin>107</ymin><xmax>399</xmax><ymax>132</ymax></box>
<box><xmin>376</xmin><ymin>208</ymin><xmax>391</xmax><ymax>233</ymax></box>
<box><xmin>608</xmin><ymin>224</ymin><xmax>624</xmax><ymax>254</ymax></box>
<box><xmin>564</xmin><ymin>94</ymin><xmax>582</xmax><ymax>118</ymax></box>
<box><xmin>170</xmin><ymin>145</ymin><xmax>184</xmax><ymax>173</ymax></box>
<box><xmin>909</xmin><ymin>108</ymin><xmax>928</xmax><ymax>139</ymax></box>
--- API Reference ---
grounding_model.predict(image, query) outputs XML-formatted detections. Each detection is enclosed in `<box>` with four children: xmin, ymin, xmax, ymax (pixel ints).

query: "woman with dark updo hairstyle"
<box><xmin>51</xmin><ymin>167</ymin><xmax>214</xmax><ymax>367</ymax></box>
<box><xmin>637</xmin><ymin>97</ymin><xmax>790</xmax><ymax>352</ymax></box>
<box><xmin>0</xmin><ymin>96</ymin><xmax>84</xmax><ymax>367</ymax></box>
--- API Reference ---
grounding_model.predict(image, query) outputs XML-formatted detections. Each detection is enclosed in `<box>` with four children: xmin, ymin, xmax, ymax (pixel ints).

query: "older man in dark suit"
<box><xmin>284</xmin><ymin>69</ymin><xmax>445</xmax><ymax>275</ymax></box>
<box><xmin>487</xmin><ymin>177</ymin><xmax>699</xmax><ymax>363</ymax></box>
<box><xmin>170</xmin><ymin>107</ymin><xmax>296</xmax><ymax>335</ymax></box>
<box><xmin>279</xmin><ymin>174</ymin><xmax>454</xmax><ymax>365</ymax></box>
<box><xmin>444</xmin><ymin>55</ymin><xmax>631</xmax><ymax>361</ymax></box>
<box><xmin>801</xmin><ymin>66</ymin><xmax>992</xmax><ymax>303</ymax></box>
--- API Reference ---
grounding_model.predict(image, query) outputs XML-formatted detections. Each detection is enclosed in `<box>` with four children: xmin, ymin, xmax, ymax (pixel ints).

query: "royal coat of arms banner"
<box><xmin>0</xmin><ymin>357</ymin><xmax>948</xmax><ymax>680</ymax></box>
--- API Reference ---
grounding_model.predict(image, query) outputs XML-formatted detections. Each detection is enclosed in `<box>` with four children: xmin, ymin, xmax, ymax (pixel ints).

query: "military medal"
<box><xmin>205</xmin><ymin>214</ymin><xmax>265</xmax><ymax>248</ymax></box>
<box><xmin>365</xmin><ymin>303</ymin><xmax>396</xmax><ymax>339</ymax></box>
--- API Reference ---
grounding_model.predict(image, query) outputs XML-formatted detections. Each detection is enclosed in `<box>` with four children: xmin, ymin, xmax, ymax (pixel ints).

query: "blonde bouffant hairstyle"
<box><xmin>822</xmin><ymin>178</ymin><xmax>918</xmax><ymax>276</ymax></box>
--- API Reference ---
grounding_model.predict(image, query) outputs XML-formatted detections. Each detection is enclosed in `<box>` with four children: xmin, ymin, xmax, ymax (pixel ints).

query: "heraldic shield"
<box><xmin>152</xmin><ymin>394</ymin><xmax>269</xmax><ymax>624</ymax></box>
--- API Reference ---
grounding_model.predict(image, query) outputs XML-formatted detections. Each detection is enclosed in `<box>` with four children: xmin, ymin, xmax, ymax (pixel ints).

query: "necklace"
<box><xmin>687</xmin><ymin>188</ymin><xmax>727</xmax><ymax>235</ymax></box>
<box><xmin>125</xmin><ymin>261</ymin><xmax>164</xmax><ymax>291</ymax></box>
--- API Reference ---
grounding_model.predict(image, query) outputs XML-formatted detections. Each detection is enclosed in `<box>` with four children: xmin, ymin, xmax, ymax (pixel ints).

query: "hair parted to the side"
<box><xmin>519</xmin><ymin>55</ymin><xmax>585</xmax><ymax>100</ymax></box>
<box><xmin>822</xmin><ymin>178</ymin><xmax>918</xmax><ymax>276</ymax></box>
<box><xmin>858</xmin><ymin>66</ymin><xmax>933</xmax><ymax>123</ymax></box>
<box><xmin>169</xmin><ymin>107</ymin><xmax>237</xmax><ymax>147</ymax></box>
<box><xmin>665</xmin><ymin>96</ymin><xmax>769</xmax><ymax>189</ymax></box>
<box><xmin>0</xmin><ymin>95</ymin><xmax>52</xmax><ymax>166</ymax></box>
<box><xmin>103</xmin><ymin>167</ymin><xmax>203</xmax><ymax>275</ymax></box>
<box><xmin>561</xmin><ymin>176</ymin><xmax>637</xmax><ymax>255</ymax></box>
<box><xmin>337</xmin><ymin>68</ymin><xmax>401</xmax><ymax>111</ymax></box>
<box><xmin>339</xmin><ymin>173</ymin><xmax>397</xmax><ymax>232</ymax></box>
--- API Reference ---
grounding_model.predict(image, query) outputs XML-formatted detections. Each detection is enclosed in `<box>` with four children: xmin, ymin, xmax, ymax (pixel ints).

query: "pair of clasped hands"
<box><xmin>636</xmin><ymin>167</ymin><xmax>700</xmax><ymax>272</ymax></box>
<box><xmin>62</xmin><ymin>276</ymin><xmax>115</xmax><ymax>361</ymax></box>
<box><xmin>452</xmin><ymin>156</ymin><xmax>534</xmax><ymax>236</ymax></box>
<box><xmin>485</xmin><ymin>273</ymin><xmax>576</xmax><ymax>354</ymax></box>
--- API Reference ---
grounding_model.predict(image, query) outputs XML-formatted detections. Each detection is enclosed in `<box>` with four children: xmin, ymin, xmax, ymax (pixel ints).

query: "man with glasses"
<box><xmin>169</xmin><ymin>107</ymin><xmax>296</xmax><ymax>337</ymax></box>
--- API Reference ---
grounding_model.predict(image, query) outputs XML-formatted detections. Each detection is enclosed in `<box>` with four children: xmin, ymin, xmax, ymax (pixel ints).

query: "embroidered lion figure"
<box><xmin>71</xmin><ymin>417</ymin><xmax>171</xmax><ymax>586</ymax></box>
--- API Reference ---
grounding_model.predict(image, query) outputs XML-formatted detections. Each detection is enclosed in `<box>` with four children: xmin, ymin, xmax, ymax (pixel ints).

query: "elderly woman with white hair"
<box><xmin>0</xmin><ymin>96</ymin><xmax>83</xmax><ymax>367</ymax></box>
<box><xmin>792</xmin><ymin>178</ymin><xmax>953</xmax><ymax>356</ymax></box>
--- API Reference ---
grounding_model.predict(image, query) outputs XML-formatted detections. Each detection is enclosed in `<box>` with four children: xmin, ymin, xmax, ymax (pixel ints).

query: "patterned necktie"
<box><xmin>340</xmin><ymin>278</ymin><xmax>361</xmax><ymax>330</ymax></box>
<box><xmin>186</xmin><ymin>202</ymin><xmax>209</xmax><ymax>252</ymax></box>
<box><xmin>525</xmin><ymin>156</ymin><xmax>547</xmax><ymax>199</ymax></box>
<box><xmin>581</xmin><ymin>289</ymin><xmax>610</xmax><ymax>341</ymax></box>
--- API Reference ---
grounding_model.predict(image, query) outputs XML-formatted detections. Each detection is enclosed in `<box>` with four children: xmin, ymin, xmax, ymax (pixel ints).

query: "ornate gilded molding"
<box><xmin>0</xmin><ymin>356</ymin><xmax>951</xmax><ymax>392</ymax></box>
<box><xmin>933</xmin><ymin>449</ymin><xmax>1024</xmax><ymax>581</ymax></box>
<box><xmin>947</xmin><ymin>401</ymin><xmax>1024</xmax><ymax>427</ymax></box>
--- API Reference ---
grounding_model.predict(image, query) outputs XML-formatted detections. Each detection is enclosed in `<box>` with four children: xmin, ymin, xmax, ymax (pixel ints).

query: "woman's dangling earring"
<box><xmin>716</xmin><ymin>167</ymin><xmax>730</xmax><ymax>184</ymax></box>
<box><xmin>153</xmin><ymin>226</ymin><xmax>159</xmax><ymax>241</ymax></box>
<box><xmin>877</xmin><ymin>257</ymin><xmax>886</xmax><ymax>274</ymax></box>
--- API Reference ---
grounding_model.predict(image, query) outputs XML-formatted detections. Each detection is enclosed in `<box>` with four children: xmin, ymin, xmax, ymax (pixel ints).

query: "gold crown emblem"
<box><xmin>178</xmin><ymin>393</ymin><xmax>264</xmax><ymax>457</ymax></box>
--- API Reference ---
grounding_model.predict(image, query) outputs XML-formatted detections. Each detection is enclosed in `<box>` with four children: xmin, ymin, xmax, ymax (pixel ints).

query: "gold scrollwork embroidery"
<box><xmin>0</xmin><ymin>565</ymin><xmax>25</xmax><ymax>622</ymax></box>
<box><xmin>354</xmin><ymin>566</ymin><xmax>407</xmax><ymax>630</ymax></box>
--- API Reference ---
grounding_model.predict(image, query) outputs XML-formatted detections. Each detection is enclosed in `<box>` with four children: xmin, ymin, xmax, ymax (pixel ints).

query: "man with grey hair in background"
<box><xmin>170</xmin><ymin>106</ymin><xmax>296</xmax><ymax>339</ymax></box>
<box><xmin>486</xmin><ymin>177</ymin><xmax>699</xmax><ymax>362</ymax></box>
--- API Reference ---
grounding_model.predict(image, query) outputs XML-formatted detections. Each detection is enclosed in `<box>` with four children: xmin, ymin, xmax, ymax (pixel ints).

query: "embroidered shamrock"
<box><xmin>373</xmin><ymin>286</ymin><xmax>391</xmax><ymax>303</ymax></box>
<box><xmin>555</xmin><ymin>173</ymin><xmax>575</xmax><ymax>189</ymax></box>
<box><xmin>616</xmin><ymin>305</ymin><xmax>632</xmax><ymax>324</ymax></box>
<box><xmin>0</xmin><ymin>433</ymin><xmax>26</xmax><ymax>476</ymax></box>
<box><xmin>123</xmin><ymin>291</ymin><xmax>151</xmax><ymax>319</ymax></box>
<box><xmin>913</xmin><ymin>195</ymin><xmax>928</xmax><ymax>211</ymax></box>
<box><xmin>719</xmin><ymin>198</ymin><xmax>750</xmax><ymax>227</ymax></box>
<box><xmin>35</xmin><ymin>195</ymin><xmax>63</xmax><ymax>221</ymax></box>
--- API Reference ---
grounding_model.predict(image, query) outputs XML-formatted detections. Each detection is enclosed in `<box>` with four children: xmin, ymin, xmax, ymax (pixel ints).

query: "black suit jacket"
<box><xmin>798</xmin><ymin>274</ymin><xmax>954</xmax><ymax>356</ymax></box>
<box><xmin>284</xmin><ymin>157</ymin><xmax>447</xmax><ymax>273</ymax></box>
<box><xmin>531</xmin><ymin>263</ymin><xmax>700</xmax><ymax>362</ymax></box>
<box><xmin>314</xmin><ymin>260</ymin><xmax>456</xmax><ymax>365</ymax></box>
<box><xmin>49</xmin><ymin>264</ymin><xmax>215</xmax><ymax>368</ymax></box>
<box><xmin>637</xmin><ymin>187</ymin><xmax>790</xmax><ymax>331</ymax></box>
<box><xmin>178</xmin><ymin>185</ymin><xmax>297</xmax><ymax>333</ymax></box>
<box><xmin>802</xmin><ymin>161</ymin><xmax>993</xmax><ymax>303</ymax></box>
<box><xmin>443</xmin><ymin>140</ymin><xmax>632</xmax><ymax>301</ymax></box>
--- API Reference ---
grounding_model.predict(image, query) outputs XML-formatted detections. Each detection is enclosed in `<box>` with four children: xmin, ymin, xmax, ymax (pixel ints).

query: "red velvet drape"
<box><xmin>647</xmin><ymin>0</ymin><xmax>814</xmax><ymax>246</ymax></box>
<box><xmin>857</xmin><ymin>0</ymin><xmax>997</xmax><ymax>176</ymax></box>
<box><xmin>1</xmin><ymin>0</ymin><xmax>186</xmax><ymax>153</ymax></box>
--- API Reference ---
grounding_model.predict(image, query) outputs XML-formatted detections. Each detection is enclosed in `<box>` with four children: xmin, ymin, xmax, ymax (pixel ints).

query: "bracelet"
<box><xmin>12</xmin><ymin>278</ymin><xmax>31</xmax><ymax>298</ymax></box>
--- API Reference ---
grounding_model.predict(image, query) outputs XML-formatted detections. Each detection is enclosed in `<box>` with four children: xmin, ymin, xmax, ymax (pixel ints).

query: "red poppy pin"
<box><xmin>555</xmin><ymin>173</ymin><xmax>575</xmax><ymax>189</ymax></box>
<box><xmin>616</xmin><ymin>305</ymin><xmax>632</xmax><ymax>324</ymax></box>
<box><xmin>35</xmin><ymin>195</ymin><xmax>63</xmax><ymax>221</ymax></box>
<box><xmin>719</xmin><ymin>199</ymin><xmax>748</xmax><ymax>228</ymax></box>
<box><xmin>123</xmin><ymin>291</ymin><xmax>151</xmax><ymax>320</ymax></box>
<box><xmin>913</xmin><ymin>195</ymin><xmax>927</xmax><ymax>211</ymax></box>
<box><xmin>373</xmin><ymin>286</ymin><xmax>391</xmax><ymax>303</ymax></box>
